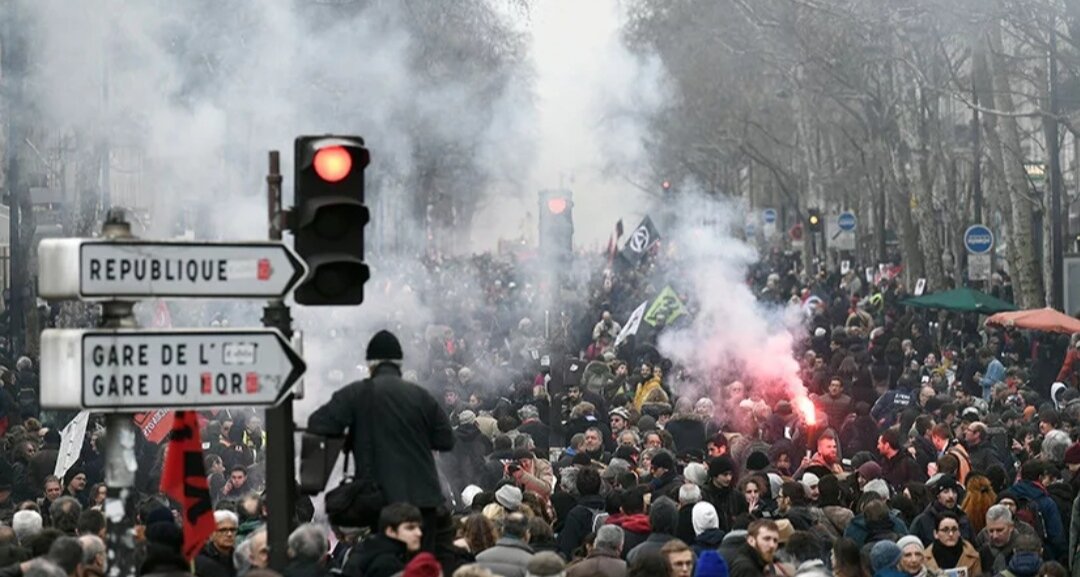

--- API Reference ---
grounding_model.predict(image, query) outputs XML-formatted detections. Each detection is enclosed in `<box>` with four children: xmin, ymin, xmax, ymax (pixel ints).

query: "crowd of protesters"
<box><xmin>1</xmin><ymin>236</ymin><xmax>1079</xmax><ymax>577</ymax></box>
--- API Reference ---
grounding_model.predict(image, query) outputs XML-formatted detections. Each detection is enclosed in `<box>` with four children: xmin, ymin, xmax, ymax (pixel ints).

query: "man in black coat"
<box><xmin>443</xmin><ymin>410</ymin><xmax>492</xmax><ymax>497</ymax></box>
<box><xmin>723</xmin><ymin>519</ymin><xmax>779</xmax><ymax>577</ymax></box>
<box><xmin>307</xmin><ymin>331</ymin><xmax>454</xmax><ymax>552</ymax></box>
<box><xmin>555</xmin><ymin>466</ymin><xmax>605</xmax><ymax>559</ymax></box>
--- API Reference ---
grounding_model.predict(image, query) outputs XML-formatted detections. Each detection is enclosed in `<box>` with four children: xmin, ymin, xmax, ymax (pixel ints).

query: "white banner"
<box><xmin>54</xmin><ymin>411</ymin><xmax>91</xmax><ymax>479</ymax></box>
<box><xmin>615</xmin><ymin>301</ymin><xmax>649</xmax><ymax>348</ymax></box>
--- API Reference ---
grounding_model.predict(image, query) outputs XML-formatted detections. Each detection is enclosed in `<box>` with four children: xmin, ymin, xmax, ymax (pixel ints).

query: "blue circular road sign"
<box><xmin>838</xmin><ymin>211</ymin><xmax>857</xmax><ymax>231</ymax></box>
<box><xmin>763</xmin><ymin>209</ymin><xmax>777</xmax><ymax>224</ymax></box>
<box><xmin>964</xmin><ymin>224</ymin><xmax>994</xmax><ymax>254</ymax></box>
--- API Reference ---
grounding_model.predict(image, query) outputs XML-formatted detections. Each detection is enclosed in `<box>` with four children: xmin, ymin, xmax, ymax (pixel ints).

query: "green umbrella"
<box><xmin>901</xmin><ymin>287</ymin><xmax>1018</xmax><ymax>314</ymax></box>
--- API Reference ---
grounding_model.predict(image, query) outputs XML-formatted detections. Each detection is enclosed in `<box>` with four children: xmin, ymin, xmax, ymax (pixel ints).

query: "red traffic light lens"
<box><xmin>661</xmin><ymin>180</ymin><xmax>671</xmax><ymax>190</ymax></box>
<box><xmin>313</xmin><ymin>146</ymin><xmax>352</xmax><ymax>182</ymax></box>
<box><xmin>547</xmin><ymin>198</ymin><xmax>567</xmax><ymax>214</ymax></box>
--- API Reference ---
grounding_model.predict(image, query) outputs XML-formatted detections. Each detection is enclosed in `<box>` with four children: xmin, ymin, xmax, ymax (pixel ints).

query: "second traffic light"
<box><xmin>292</xmin><ymin>135</ymin><xmax>371</xmax><ymax>306</ymax></box>
<box><xmin>807</xmin><ymin>208</ymin><xmax>823</xmax><ymax>233</ymax></box>
<box><xmin>539</xmin><ymin>189</ymin><xmax>574</xmax><ymax>261</ymax></box>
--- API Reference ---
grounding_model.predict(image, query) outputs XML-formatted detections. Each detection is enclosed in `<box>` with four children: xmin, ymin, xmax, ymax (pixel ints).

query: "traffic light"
<box><xmin>807</xmin><ymin>208</ymin><xmax>823</xmax><ymax>233</ymax></box>
<box><xmin>539</xmin><ymin>189</ymin><xmax>574</xmax><ymax>260</ymax></box>
<box><xmin>292</xmin><ymin>135</ymin><xmax>371</xmax><ymax>305</ymax></box>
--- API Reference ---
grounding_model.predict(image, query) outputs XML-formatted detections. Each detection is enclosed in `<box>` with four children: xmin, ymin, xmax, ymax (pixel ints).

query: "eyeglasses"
<box><xmin>217</xmin><ymin>527</ymin><xmax>238</xmax><ymax>534</ymax></box>
<box><xmin>937</xmin><ymin>527</ymin><xmax>960</xmax><ymax>534</ymax></box>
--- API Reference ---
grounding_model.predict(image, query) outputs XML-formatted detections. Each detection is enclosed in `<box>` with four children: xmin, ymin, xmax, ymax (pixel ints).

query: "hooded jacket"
<box><xmin>693</xmin><ymin>528</ymin><xmax>726</xmax><ymax>557</ymax></box>
<box><xmin>444</xmin><ymin>423</ymin><xmax>492</xmax><ymax>495</ymax></box>
<box><xmin>665</xmin><ymin>413</ymin><xmax>707</xmax><ymax>453</ymax></box>
<box><xmin>1009</xmin><ymin>480</ymin><xmax>1066</xmax><ymax>562</ymax></box>
<box><xmin>350</xmin><ymin>534</ymin><xmax>408</xmax><ymax>577</ymax></box>
<box><xmin>605</xmin><ymin>513</ymin><xmax>651</xmax><ymax>556</ymax></box>
<box><xmin>556</xmin><ymin>493</ymin><xmax>606</xmax><ymax>559</ymax></box>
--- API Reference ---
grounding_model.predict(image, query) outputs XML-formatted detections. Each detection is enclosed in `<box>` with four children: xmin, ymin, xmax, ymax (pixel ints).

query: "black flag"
<box><xmin>620</xmin><ymin>216</ymin><xmax>660</xmax><ymax>265</ymax></box>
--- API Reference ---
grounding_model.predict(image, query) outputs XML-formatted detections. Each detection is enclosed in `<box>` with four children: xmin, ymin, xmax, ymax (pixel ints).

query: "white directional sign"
<box><xmin>41</xmin><ymin>328</ymin><xmax>306</xmax><ymax>411</ymax></box>
<box><xmin>38</xmin><ymin>239</ymin><xmax>308</xmax><ymax>300</ymax></box>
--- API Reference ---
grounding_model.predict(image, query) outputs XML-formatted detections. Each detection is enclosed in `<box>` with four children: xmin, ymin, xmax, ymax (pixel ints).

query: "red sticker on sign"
<box><xmin>257</xmin><ymin>259</ymin><xmax>271</xmax><ymax>280</ymax></box>
<box><xmin>246</xmin><ymin>373</ymin><xmax>259</xmax><ymax>393</ymax></box>
<box><xmin>201</xmin><ymin>373</ymin><xmax>212</xmax><ymax>394</ymax></box>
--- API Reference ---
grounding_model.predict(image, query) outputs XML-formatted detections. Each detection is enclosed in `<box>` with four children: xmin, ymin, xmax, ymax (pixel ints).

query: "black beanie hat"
<box><xmin>366</xmin><ymin>330</ymin><xmax>403</xmax><ymax>361</ymax></box>
<box><xmin>708</xmin><ymin>455</ymin><xmax>736</xmax><ymax>478</ymax></box>
<box><xmin>746</xmin><ymin>451</ymin><xmax>770</xmax><ymax>472</ymax></box>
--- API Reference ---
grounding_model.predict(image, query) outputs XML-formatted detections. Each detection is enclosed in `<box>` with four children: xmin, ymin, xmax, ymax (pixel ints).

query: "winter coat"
<box><xmin>925</xmin><ymin>541</ymin><xmax>982</xmax><ymax>577</ymax></box>
<box><xmin>306</xmin><ymin>364</ymin><xmax>455</xmax><ymax>508</ymax></box>
<box><xmin>444</xmin><ymin>423</ymin><xmax>492</xmax><ymax>495</ymax></box>
<box><xmin>979</xmin><ymin>529</ymin><xmax>1018</xmax><ymax>575</ymax></box>
<box><xmin>556</xmin><ymin>494</ymin><xmax>606</xmax><ymax>559</ymax></box>
<box><xmin>626</xmin><ymin>533</ymin><xmax>676</xmax><ymax>565</ymax></box>
<box><xmin>881</xmin><ymin>451</ymin><xmax>926</xmax><ymax>491</ymax></box>
<box><xmin>1070</xmin><ymin>492</ymin><xmax>1080</xmax><ymax>577</ymax></box>
<box><xmin>566</xmin><ymin>549</ymin><xmax>628</xmax><ymax>577</ymax></box>
<box><xmin>703</xmin><ymin>483</ymin><xmax>748</xmax><ymax>532</ymax></box>
<box><xmin>606</xmin><ymin>513</ymin><xmax>651</xmax><ymax>558</ymax></box>
<box><xmin>518</xmin><ymin>418</ymin><xmax>551</xmax><ymax>457</ymax></box>
<box><xmin>633</xmin><ymin>378</ymin><xmax>667</xmax><ymax>412</ymax></box>
<box><xmin>1010</xmin><ymin>480</ymin><xmax>1066</xmax><ymax>562</ymax></box>
<box><xmin>283</xmin><ymin>560</ymin><xmax>332</xmax><ymax>577</ymax></box>
<box><xmin>475</xmin><ymin>537</ymin><xmax>534</xmax><ymax>577</ymax></box>
<box><xmin>724</xmin><ymin>542</ymin><xmax>768</xmax><ymax>577</ymax></box>
<box><xmin>910</xmin><ymin>502</ymin><xmax>974</xmax><ymax>546</ymax></box>
<box><xmin>693</xmin><ymin>528</ymin><xmax>725</xmax><ymax>557</ymax></box>
<box><xmin>968</xmin><ymin>442</ymin><xmax>1005</xmax><ymax>475</ymax></box>
<box><xmin>194</xmin><ymin>543</ymin><xmax>236</xmax><ymax>577</ymax></box>
<box><xmin>812</xmin><ymin>392</ymin><xmax>852</xmax><ymax>431</ymax></box>
<box><xmin>350</xmin><ymin>534</ymin><xmax>408</xmax><ymax>577</ymax></box>
<box><xmin>822</xmin><ymin>505</ymin><xmax>854</xmax><ymax>534</ymax></box>
<box><xmin>665</xmin><ymin>414</ymin><xmax>706</xmax><ymax>453</ymax></box>
<box><xmin>844</xmin><ymin>512</ymin><xmax>909</xmax><ymax>547</ymax></box>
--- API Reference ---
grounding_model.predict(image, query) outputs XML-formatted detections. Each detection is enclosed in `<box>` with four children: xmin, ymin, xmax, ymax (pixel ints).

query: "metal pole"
<box><xmin>3</xmin><ymin>1</ymin><xmax>26</xmax><ymax>355</ymax></box>
<box><xmin>98</xmin><ymin>209</ymin><xmax>139</xmax><ymax>577</ymax></box>
<box><xmin>972</xmin><ymin>81</ymin><xmax>983</xmax><ymax>224</ymax></box>
<box><xmin>263</xmin><ymin>151</ymin><xmax>296</xmax><ymax>570</ymax></box>
<box><xmin>1049</xmin><ymin>17</ymin><xmax>1064</xmax><ymax>310</ymax></box>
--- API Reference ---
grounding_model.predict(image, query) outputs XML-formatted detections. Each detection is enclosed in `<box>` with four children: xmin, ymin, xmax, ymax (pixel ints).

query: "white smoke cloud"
<box><xmin>655</xmin><ymin>193</ymin><xmax>813</xmax><ymax>423</ymax></box>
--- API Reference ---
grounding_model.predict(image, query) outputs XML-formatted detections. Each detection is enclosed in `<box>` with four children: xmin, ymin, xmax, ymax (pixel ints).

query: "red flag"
<box><xmin>160</xmin><ymin>411</ymin><xmax>215</xmax><ymax>561</ymax></box>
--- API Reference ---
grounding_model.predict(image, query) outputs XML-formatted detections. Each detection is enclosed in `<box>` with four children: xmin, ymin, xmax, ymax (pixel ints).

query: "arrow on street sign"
<box><xmin>40</xmin><ymin>328</ymin><xmax>306</xmax><ymax>411</ymax></box>
<box><xmin>38</xmin><ymin>239</ymin><xmax>308</xmax><ymax>300</ymax></box>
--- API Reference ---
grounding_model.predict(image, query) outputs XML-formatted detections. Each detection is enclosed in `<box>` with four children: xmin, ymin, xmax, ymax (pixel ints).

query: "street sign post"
<box><xmin>762</xmin><ymin>208</ymin><xmax>778</xmax><ymax>239</ymax></box>
<box><xmin>40</xmin><ymin>328</ymin><xmax>306</xmax><ymax>411</ymax></box>
<box><xmin>964</xmin><ymin>224</ymin><xmax>994</xmax><ymax>281</ymax></box>
<box><xmin>829</xmin><ymin>211</ymin><xmax>857</xmax><ymax>251</ymax></box>
<box><xmin>38</xmin><ymin>239</ymin><xmax>307</xmax><ymax>300</ymax></box>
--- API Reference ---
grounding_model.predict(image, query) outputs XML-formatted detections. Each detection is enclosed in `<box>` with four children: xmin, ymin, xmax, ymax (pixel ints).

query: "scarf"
<box><xmin>931</xmin><ymin>540</ymin><xmax>964</xmax><ymax>571</ymax></box>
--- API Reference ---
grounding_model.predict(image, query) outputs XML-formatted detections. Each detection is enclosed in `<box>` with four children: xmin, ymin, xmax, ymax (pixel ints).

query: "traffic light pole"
<box><xmin>263</xmin><ymin>151</ymin><xmax>297</xmax><ymax>571</ymax></box>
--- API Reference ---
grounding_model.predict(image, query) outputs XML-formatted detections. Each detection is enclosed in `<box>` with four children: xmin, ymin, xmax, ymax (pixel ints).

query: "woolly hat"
<box><xmin>695</xmin><ymin>550</ymin><xmax>729</xmax><ymax>577</ymax></box>
<box><xmin>526</xmin><ymin>552</ymin><xmax>566</xmax><ymax>577</ymax></box>
<box><xmin>897</xmin><ymin>535</ymin><xmax>923</xmax><ymax>553</ymax></box>
<box><xmin>1066</xmin><ymin>443</ymin><xmax>1080</xmax><ymax>465</ymax></box>
<box><xmin>766</xmin><ymin>473</ymin><xmax>783</xmax><ymax>499</ymax></box>
<box><xmin>800</xmin><ymin>472</ymin><xmax>820</xmax><ymax>490</ymax></box>
<box><xmin>692</xmin><ymin>501</ymin><xmax>719</xmax><ymax>536</ymax></box>
<box><xmin>366</xmin><ymin>330</ymin><xmax>403</xmax><ymax>361</ymax></box>
<box><xmin>457</xmin><ymin>410</ymin><xmax>476</xmax><ymax>426</ymax></box>
<box><xmin>932</xmin><ymin>474</ymin><xmax>960</xmax><ymax>495</ymax></box>
<box><xmin>870</xmin><ymin>541</ymin><xmax>902</xmax><ymax>573</ymax></box>
<box><xmin>651</xmin><ymin>451</ymin><xmax>675</xmax><ymax>471</ymax></box>
<box><xmin>461</xmin><ymin>485</ymin><xmax>483</xmax><ymax>509</ymax></box>
<box><xmin>857</xmin><ymin>461</ymin><xmax>882</xmax><ymax>482</ymax></box>
<box><xmin>63</xmin><ymin>466</ymin><xmax>85</xmax><ymax>488</ymax></box>
<box><xmin>683</xmin><ymin>462</ymin><xmax>708</xmax><ymax>487</ymax></box>
<box><xmin>403</xmin><ymin>552</ymin><xmax>441</xmax><ymax>577</ymax></box>
<box><xmin>637</xmin><ymin>415</ymin><xmax>657</xmax><ymax>432</ymax></box>
<box><xmin>1052</xmin><ymin>382</ymin><xmax>1067</xmax><ymax>410</ymax></box>
<box><xmin>863</xmin><ymin>479</ymin><xmax>890</xmax><ymax>500</ymax></box>
<box><xmin>746</xmin><ymin>451</ymin><xmax>770</xmax><ymax>472</ymax></box>
<box><xmin>708</xmin><ymin>455</ymin><xmax>737</xmax><ymax>478</ymax></box>
<box><xmin>495</xmin><ymin>485</ymin><xmax>522</xmax><ymax>511</ymax></box>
